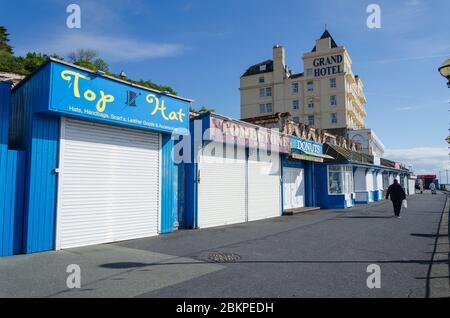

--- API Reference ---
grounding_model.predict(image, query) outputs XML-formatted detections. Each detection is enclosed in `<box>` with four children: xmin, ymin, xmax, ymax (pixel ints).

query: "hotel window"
<box><xmin>266</xmin><ymin>103</ymin><xmax>273</xmax><ymax>113</ymax></box>
<box><xmin>259</xmin><ymin>76</ymin><xmax>265</xmax><ymax>83</ymax></box>
<box><xmin>292</xmin><ymin>83</ymin><xmax>299</xmax><ymax>93</ymax></box>
<box><xmin>292</xmin><ymin>100</ymin><xmax>299</xmax><ymax>110</ymax></box>
<box><xmin>306</xmin><ymin>68</ymin><xmax>313</xmax><ymax>77</ymax></box>
<box><xmin>330</xmin><ymin>95</ymin><xmax>337</xmax><ymax>106</ymax></box>
<box><xmin>266</xmin><ymin>87</ymin><xmax>272</xmax><ymax>97</ymax></box>
<box><xmin>293</xmin><ymin>116</ymin><xmax>300</xmax><ymax>123</ymax></box>
<box><xmin>331</xmin><ymin>112</ymin><xmax>338</xmax><ymax>124</ymax></box>
<box><xmin>308</xmin><ymin>101</ymin><xmax>314</xmax><ymax>108</ymax></box>
<box><xmin>259</xmin><ymin>104</ymin><xmax>266</xmax><ymax>114</ymax></box>
<box><xmin>307</xmin><ymin>81</ymin><xmax>314</xmax><ymax>92</ymax></box>
<box><xmin>259</xmin><ymin>88</ymin><xmax>265</xmax><ymax>98</ymax></box>
<box><xmin>330</xmin><ymin>78</ymin><xmax>337</xmax><ymax>88</ymax></box>
<box><xmin>308</xmin><ymin>115</ymin><xmax>315</xmax><ymax>126</ymax></box>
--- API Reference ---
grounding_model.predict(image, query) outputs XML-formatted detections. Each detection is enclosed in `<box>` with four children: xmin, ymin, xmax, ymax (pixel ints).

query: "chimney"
<box><xmin>273</xmin><ymin>45</ymin><xmax>286</xmax><ymax>82</ymax></box>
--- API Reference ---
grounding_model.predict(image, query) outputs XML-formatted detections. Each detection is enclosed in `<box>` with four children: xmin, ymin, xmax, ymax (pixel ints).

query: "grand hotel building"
<box><xmin>240</xmin><ymin>30</ymin><xmax>367</xmax><ymax>136</ymax></box>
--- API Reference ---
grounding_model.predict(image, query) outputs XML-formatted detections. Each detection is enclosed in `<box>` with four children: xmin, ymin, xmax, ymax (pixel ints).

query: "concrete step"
<box><xmin>284</xmin><ymin>207</ymin><xmax>321</xmax><ymax>216</ymax></box>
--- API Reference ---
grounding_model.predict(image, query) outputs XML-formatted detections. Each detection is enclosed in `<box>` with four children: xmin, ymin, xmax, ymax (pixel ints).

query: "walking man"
<box><xmin>386</xmin><ymin>179</ymin><xmax>406</xmax><ymax>218</ymax></box>
<box><xmin>429</xmin><ymin>181</ymin><xmax>436</xmax><ymax>195</ymax></box>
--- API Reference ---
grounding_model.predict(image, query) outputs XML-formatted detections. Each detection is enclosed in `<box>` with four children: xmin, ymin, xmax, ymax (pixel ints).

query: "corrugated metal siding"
<box><xmin>9</xmin><ymin>63</ymin><xmax>51</xmax><ymax>150</ymax></box>
<box><xmin>23</xmin><ymin>114</ymin><xmax>59</xmax><ymax>253</ymax></box>
<box><xmin>160</xmin><ymin>134</ymin><xmax>175</xmax><ymax>234</ymax></box>
<box><xmin>0</xmin><ymin>81</ymin><xmax>9</xmax><ymax>146</ymax></box>
<box><xmin>10</xmin><ymin>63</ymin><xmax>57</xmax><ymax>254</ymax></box>
<box><xmin>1</xmin><ymin>150</ymin><xmax>26</xmax><ymax>256</ymax></box>
<box><xmin>1</xmin><ymin>81</ymin><xmax>26</xmax><ymax>256</ymax></box>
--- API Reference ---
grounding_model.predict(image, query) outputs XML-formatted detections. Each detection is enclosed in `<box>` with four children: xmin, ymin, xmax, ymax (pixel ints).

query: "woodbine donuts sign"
<box><xmin>207</xmin><ymin>116</ymin><xmax>291</xmax><ymax>153</ymax></box>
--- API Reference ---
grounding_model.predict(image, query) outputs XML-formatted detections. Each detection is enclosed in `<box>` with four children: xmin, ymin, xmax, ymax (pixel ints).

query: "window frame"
<box><xmin>259</xmin><ymin>104</ymin><xmax>266</xmax><ymax>114</ymax></box>
<box><xmin>329</xmin><ymin>77</ymin><xmax>337</xmax><ymax>89</ymax></box>
<box><xmin>331</xmin><ymin>112</ymin><xmax>338</xmax><ymax>124</ymax></box>
<box><xmin>330</xmin><ymin>95</ymin><xmax>337</xmax><ymax>106</ymax></box>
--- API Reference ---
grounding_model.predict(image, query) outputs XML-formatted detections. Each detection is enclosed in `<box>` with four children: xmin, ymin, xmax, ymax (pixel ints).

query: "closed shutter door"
<box><xmin>247</xmin><ymin>150</ymin><xmax>281</xmax><ymax>221</ymax></box>
<box><xmin>283</xmin><ymin>167</ymin><xmax>305</xmax><ymax>210</ymax></box>
<box><xmin>197</xmin><ymin>143</ymin><xmax>246</xmax><ymax>228</ymax></box>
<box><xmin>57</xmin><ymin>118</ymin><xmax>160</xmax><ymax>249</ymax></box>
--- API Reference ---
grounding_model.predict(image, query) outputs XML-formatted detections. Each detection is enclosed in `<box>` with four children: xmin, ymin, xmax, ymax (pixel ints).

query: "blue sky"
<box><xmin>1</xmin><ymin>0</ymin><xmax>449</xmax><ymax>175</ymax></box>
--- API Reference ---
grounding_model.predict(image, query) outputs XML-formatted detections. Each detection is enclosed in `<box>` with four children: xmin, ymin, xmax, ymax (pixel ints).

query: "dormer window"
<box><xmin>259</xmin><ymin>64</ymin><xmax>267</xmax><ymax>72</ymax></box>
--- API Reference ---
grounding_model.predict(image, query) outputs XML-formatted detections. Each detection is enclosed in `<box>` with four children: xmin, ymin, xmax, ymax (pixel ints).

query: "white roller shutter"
<box><xmin>56</xmin><ymin>118</ymin><xmax>160</xmax><ymax>249</ymax></box>
<box><xmin>283</xmin><ymin>167</ymin><xmax>305</xmax><ymax>210</ymax></box>
<box><xmin>247</xmin><ymin>150</ymin><xmax>281</xmax><ymax>221</ymax></box>
<box><xmin>197</xmin><ymin>143</ymin><xmax>246</xmax><ymax>228</ymax></box>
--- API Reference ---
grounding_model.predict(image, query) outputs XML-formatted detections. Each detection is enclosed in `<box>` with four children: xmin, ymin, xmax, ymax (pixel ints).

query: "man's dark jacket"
<box><xmin>386</xmin><ymin>183</ymin><xmax>406</xmax><ymax>201</ymax></box>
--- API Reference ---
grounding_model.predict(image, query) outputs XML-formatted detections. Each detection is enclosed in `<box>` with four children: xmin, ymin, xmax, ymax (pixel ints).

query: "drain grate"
<box><xmin>207</xmin><ymin>252</ymin><xmax>241</xmax><ymax>263</ymax></box>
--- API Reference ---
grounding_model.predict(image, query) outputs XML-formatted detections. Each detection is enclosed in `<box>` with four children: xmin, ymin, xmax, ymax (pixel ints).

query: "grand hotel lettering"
<box><xmin>313</xmin><ymin>54</ymin><xmax>343</xmax><ymax>77</ymax></box>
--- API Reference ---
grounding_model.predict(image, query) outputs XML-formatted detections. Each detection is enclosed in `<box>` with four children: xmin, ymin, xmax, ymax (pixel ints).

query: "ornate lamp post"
<box><xmin>438</xmin><ymin>58</ymin><xmax>450</xmax><ymax>88</ymax></box>
<box><xmin>439</xmin><ymin>59</ymin><xmax>450</xmax><ymax>161</ymax></box>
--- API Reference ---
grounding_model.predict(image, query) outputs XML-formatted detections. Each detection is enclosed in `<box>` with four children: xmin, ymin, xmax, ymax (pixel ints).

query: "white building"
<box><xmin>347</xmin><ymin>128</ymin><xmax>385</xmax><ymax>159</ymax></box>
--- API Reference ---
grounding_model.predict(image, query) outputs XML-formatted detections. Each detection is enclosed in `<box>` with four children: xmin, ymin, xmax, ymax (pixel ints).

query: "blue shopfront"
<box><xmin>3</xmin><ymin>58</ymin><xmax>191</xmax><ymax>255</ymax></box>
<box><xmin>315</xmin><ymin>161</ymin><xmax>411</xmax><ymax>209</ymax></box>
<box><xmin>184</xmin><ymin>112</ymin><xmax>291</xmax><ymax>229</ymax></box>
<box><xmin>281</xmin><ymin>136</ymin><xmax>331</xmax><ymax>213</ymax></box>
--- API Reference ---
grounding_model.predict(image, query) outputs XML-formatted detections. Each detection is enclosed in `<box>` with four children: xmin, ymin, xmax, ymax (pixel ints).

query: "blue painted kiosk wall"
<box><xmin>281</xmin><ymin>156</ymin><xmax>316</xmax><ymax>208</ymax></box>
<box><xmin>314</xmin><ymin>164</ymin><xmax>348</xmax><ymax>209</ymax></box>
<box><xmin>0</xmin><ymin>81</ymin><xmax>26</xmax><ymax>256</ymax></box>
<box><xmin>10</xmin><ymin>59</ymin><xmax>191</xmax><ymax>254</ymax></box>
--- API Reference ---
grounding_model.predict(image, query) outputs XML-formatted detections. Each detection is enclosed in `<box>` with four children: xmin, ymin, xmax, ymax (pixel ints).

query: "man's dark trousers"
<box><xmin>392</xmin><ymin>200</ymin><xmax>402</xmax><ymax>216</ymax></box>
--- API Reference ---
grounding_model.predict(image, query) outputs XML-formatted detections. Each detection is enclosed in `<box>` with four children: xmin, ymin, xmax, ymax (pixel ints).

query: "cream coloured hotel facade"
<box><xmin>240</xmin><ymin>30</ymin><xmax>367</xmax><ymax>136</ymax></box>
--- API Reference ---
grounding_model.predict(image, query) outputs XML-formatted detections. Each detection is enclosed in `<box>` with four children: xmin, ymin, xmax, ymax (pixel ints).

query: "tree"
<box><xmin>189</xmin><ymin>106</ymin><xmax>215</xmax><ymax>113</ymax></box>
<box><xmin>68</xmin><ymin>48</ymin><xmax>98</xmax><ymax>63</ymax></box>
<box><xmin>0</xmin><ymin>26</ymin><xmax>13</xmax><ymax>55</ymax></box>
<box><xmin>21</xmin><ymin>52</ymin><xmax>50</xmax><ymax>74</ymax></box>
<box><xmin>198</xmin><ymin>106</ymin><xmax>215</xmax><ymax>113</ymax></box>
<box><xmin>93</xmin><ymin>58</ymin><xmax>109</xmax><ymax>73</ymax></box>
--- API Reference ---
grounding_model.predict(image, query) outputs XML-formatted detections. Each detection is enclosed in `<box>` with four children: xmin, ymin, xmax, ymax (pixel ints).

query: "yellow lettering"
<box><xmin>61</xmin><ymin>70</ymin><xmax>91</xmax><ymax>98</ymax></box>
<box><xmin>177</xmin><ymin>109</ymin><xmax>186</xmax><ymax>123</ymax></box>
<box><xmin>147</xmin><ymin>94</ymin><xmax>169</xmax><ymax>120</ymax></box>
<box><xmin>169</xmin><ymin>112</ymin><xmax>178</xmax><ymax>121</ymax></box>
<box><xmin>96</xmin><ymin>90</ymin><xmax>115</xmax><ymax>113</ymax></box>
<box><xmin>84</xmin><ymin>90</ymin><xmax>96</xmax><ymax>101</ymax></box>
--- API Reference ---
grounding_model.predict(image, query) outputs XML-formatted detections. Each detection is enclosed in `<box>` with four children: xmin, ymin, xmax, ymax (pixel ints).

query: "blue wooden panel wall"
<box><xmin>1</xmin><ymin>81</ymin><xmax>26</xmax><ymax>256</ymax></box>
<box><xmin>160</xmin><ymin>134</ymin><xmax>176</xmax><ymax>234</ymax></box>
<box><xmin>22</xmin><ymin>114</ymin><xmax>59</xmax><ymax>253</ymax></box>
<box><xmin>1</xmin><ymin>150</ymin><xmax>26</xmax><ymax>256</ymax></box>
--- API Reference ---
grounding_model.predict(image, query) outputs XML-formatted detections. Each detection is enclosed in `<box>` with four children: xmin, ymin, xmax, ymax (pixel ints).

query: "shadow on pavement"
<box><xmin>99</xmin><ymin>258</ymin><xmax>449</xmax><ymax>269</ymax></box>
<box><xmin>339</xmin><ymin>216</ymin><xmax>395</xmax><ymax>219</ymax></box>
<box><xmin>411</xmin><ymin>233</ymin><xmax>448</xmax><ymax>238</ymax></box>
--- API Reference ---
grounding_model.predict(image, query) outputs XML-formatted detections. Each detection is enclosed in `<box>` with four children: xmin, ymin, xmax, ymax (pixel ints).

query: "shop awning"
<box><xmin>291</xmin><ymin>151</ymin><xmax>334</xmax><ymax>162</ymax></box>
<box><xmin>324</xmin><ymin>143</ymin><xmax>374</xmax><ymax>164</ymax></box>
